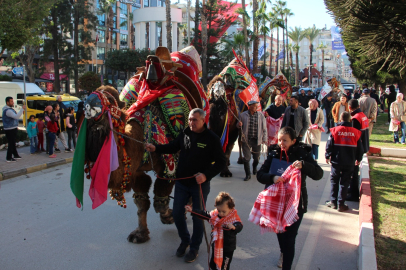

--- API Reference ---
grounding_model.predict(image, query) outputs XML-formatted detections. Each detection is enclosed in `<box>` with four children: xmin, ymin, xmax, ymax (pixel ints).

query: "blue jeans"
<box><xmin>393</xmin><ymin>122</ymin><xmax>406</xmax><ymax>143</ymax></box>
<box><xmin>30</xmin><ymin>136</ymin><xmax>38</xmax><ymax>154</ymax></box>
<box><xmin>48</xmin><ymin>132</ymin><xmax>56</xmax><ymax>155</ymax></box>
<box><xmin>311</xmin><ymin>144</ymin><xmax>319</xmax><ymax>160</ymax></box>
<box><xmin>172</xmin><ymin>181</ymin><xmax>210</xmax><ymax>252</ymax></box>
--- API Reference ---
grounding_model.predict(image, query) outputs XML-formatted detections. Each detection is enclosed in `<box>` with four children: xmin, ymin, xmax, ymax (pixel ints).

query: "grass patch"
<box><xmin>370</xmin><ymin>112</ymin><xmax>406</xmax><ymax>149</ymax></box>
<box><xmin>369</xmin><ymin>157</ymin><xmax>406</xmax><ymax>270</ymax></box>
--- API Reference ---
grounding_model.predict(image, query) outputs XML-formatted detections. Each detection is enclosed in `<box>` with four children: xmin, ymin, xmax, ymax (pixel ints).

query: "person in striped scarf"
<box><xmin>185</xmin><ymin>192</ymin><xmax>243</xmax><ymax>270</ymax></box>
<box><xmin>256</xmin><ymin>127</ymin><xmax>324</xmax><ymax>270</ymax></box>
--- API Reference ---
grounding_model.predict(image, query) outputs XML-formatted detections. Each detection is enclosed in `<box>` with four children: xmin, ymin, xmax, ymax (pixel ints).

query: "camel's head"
<box><xmin>84</xmin><ymin>93</ymin><xmax>103</xmax><ymax>120</ymax></box>
<box><xmin>212</xmin><ymin>81</ymin><xmax>225</xmax><ymax>100</ymax></box>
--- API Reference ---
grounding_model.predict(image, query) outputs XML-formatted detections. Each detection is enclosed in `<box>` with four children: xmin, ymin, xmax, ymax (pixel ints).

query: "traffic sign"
<box><xmin>116</xmin><ymin>79</ymin><xmax>124</xmax><ymax>87</ymax></box>
<box><xmin>12</xmin><ymin>67</ymin><xmax>24</xmax><ymax>75</ymax></box>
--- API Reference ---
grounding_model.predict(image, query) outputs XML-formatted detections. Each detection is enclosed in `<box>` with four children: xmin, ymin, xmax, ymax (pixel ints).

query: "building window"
<box><xmin>120</xmin><ymin>34</ymin><xmax>128</xmax><ymax>46</ymax></box>
<box><xmin>121</xmin><ymin>3</ymin><xmax>128</xmax><ymax>14</ymax></box>
<box><xmin>113</xmin><ymin>16</ymin><xmax>117</xmax><ymax>28</ymax></box>
<box><xmin>112</xmin><ymin>33</ymin><xmax>117</xmax><ymax>45</ymax></box>
<box><xmin>98</xmin><ymin>14</ymin><xmax>105</xmax><ymax>26</ymax></box>
<box><xmin>112</xmin><ymin>3</ymin><xmax>116</xmax><ymax>14</ymax></box>
<box><xmin>144</xmin><ymin>0</ymin><xmax>149</xmax><ymax>7</ymax></box>
<box><xmin>150</xmin><ymin>0</ymin><xmax>157</xmax><ymax>7</ymax></box>
<box><xmin>97</xmin><ymin>30</ymin><xmax>105</xmax><ymax>43</ymax></box>
<box><xmin>97</xmin><ymin>47</ymin><xmax>105</xmax><ymax>60</ymax></box>
<box><xmin>120</xmin><ymin>18</ymin><xmax>128</xmax><ymax>30</ymax></box>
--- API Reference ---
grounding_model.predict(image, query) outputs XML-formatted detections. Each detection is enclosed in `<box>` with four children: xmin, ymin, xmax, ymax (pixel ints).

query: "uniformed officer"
<box><xmin>325</xmin><ymin>111</ymin><xmax>363</xmax><ymax>212</ymax></box>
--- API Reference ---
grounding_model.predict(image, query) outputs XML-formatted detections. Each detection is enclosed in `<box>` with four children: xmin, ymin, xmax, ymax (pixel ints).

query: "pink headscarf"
<box><xmin>308</xmin><ymin>99</ymin><xmax>318</xmax><ymax>110</ymax></box>
<box><xmin>44</xmin><ymin>105</ymin><xmax>53</xmax><ymax>113</ymax></box>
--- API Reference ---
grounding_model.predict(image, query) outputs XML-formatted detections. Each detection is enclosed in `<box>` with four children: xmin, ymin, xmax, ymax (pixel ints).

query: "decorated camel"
<box><xmin>207</xmin><ymin>53</ymin><xmax>261</xmax><ymax>177</ymax></box>
<box><xmin>70</xmin><ymin>46</ymin><xmax>209</xmax><ymax>244</ymax></box>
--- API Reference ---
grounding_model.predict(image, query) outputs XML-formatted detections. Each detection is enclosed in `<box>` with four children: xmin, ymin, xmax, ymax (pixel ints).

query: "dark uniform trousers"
<box><xmin>330</xmin><ymin>164</ymin><xmax>354</xmax><ymax>204</ymax></box>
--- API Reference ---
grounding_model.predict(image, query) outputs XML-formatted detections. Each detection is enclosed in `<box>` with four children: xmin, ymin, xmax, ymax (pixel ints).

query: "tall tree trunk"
<box><xmin>165</xmin><ymin>0</ymin><xmax>172</xmax><ymax>52</ymax></box>
<box><xmin>201</xmin><ymin>3</ymin><xmax>208</xmax><ymax>88</ymax></box>
<box><xmin>73</xmin><ymin>0</ymin><xmax>79</xmax><ymax>94</ymax></box>
<box><xmin>51</xmin><ymin>9</ymin><xmax>60</xmax><ymax>93</ymax></box>
<box><xmin>398</xmin><ymin>77</ymin><xmax>406</xmax><ymax>96</ymax></box>
<box><xmin>285</xmin><ymin>18</ymin><xmax>289</xmax><ymax>70</ymax></box>
<box><xmin>242</xmin><ymin>0</ymin><xmax>249</xmax><ymax>68</ymax></box>
<box><xmin>282</xmin><ymin>15</ymin><xmax>285</xmax><ymax>71</ymax></box>
<box><xmin>295</xmin><ymin>51</ymin><xmax>299</xmax><ymax>86</ymax></box>
<box><xmin>194</xmin><ymin>0</ymin><xmax>199</xmax><ymax>44</ymax></box>
<box><xmin>269</xmin><ymin>30</ymin><xmax>273</xmax><ymax>75</ymax></box>
<box><xmin>275</xmin><ymin>27</ymin><xmax>279</xmax><ymax>76</ymax></box>
<box><xmin>309</xmin><ymin>43</ymin><xmax>313</xmax><ymax>86</ymax></box>
<box><xmin>252</xmin><ymin>0</ymin><xmax>258</xmax><ymax>73</ymax></box>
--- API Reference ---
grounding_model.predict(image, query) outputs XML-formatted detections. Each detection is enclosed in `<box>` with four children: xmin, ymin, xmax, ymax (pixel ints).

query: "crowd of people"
<box><xmin>2</xmin><ymin>96</ymin><xmax>84</xmax><ymax>162</ymax></box>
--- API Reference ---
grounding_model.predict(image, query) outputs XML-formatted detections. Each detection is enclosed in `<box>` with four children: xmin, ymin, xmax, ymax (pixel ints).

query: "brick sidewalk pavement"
<box><xmin>0</xmin><ymin>145</ymin><xmax>74</xmax><ymax>178</ymax></box>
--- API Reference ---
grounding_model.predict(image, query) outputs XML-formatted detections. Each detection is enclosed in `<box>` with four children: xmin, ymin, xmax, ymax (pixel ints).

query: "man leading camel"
<box><xmin>145</xmin><ymin>108</ymin><xmax>226</xmax><ymax>263</ymax></box>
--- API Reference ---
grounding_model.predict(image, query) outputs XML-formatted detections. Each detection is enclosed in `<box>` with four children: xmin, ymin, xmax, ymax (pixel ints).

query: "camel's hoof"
<box><xmin>220</xmin><ymin>171</ymin><xmax>233</xmax><ymax>177</ymax></box>
<box><xmin>160</xmin><ymin>209</ymin><xmax>174</xmax><ymax>224</ymax></box>
<box><xmin>237</xmin><ymin>157</ymin><xmax>244</xmax><ymax>164</ymax></box>
<box><xmin>127</xmin><ymin>228</ymin><xmax>150</xmax><ymax>244</ymax></box>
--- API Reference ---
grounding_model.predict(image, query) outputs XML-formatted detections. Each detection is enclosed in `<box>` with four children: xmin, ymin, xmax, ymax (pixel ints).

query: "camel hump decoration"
<box><xmin>207</xmin><ymin>52</ymin><xmax>261</xmax><ymax>177</ymax></box>
<box><xmin>70</xmin><ymin>46</ymin><xmax>209</xmax><ymax>244</ymax></box>
<box><xmin>258</xmin><ymin>73</ymin><xmax>293</xmax><ymax>108</ymax></box>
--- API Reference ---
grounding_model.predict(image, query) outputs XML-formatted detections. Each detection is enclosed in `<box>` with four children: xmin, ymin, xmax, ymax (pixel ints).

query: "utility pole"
<box><xmin>187</xmin><ymin>0</ymin><xmax>190</xmax><ymax>44</ymax></box>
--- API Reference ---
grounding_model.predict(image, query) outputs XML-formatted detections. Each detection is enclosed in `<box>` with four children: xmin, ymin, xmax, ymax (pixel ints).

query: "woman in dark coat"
<box><xmin>256</xmin><ymin>126</ymin><xmax>324</xmax><ymax>270</ymax></box>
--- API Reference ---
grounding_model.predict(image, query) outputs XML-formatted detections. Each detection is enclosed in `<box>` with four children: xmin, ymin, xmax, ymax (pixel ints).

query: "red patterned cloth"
<box><xmin>266</xmin><ymin>116</ymin><xmax>283</xmax><ymax>146</ymax></box>
<box><xmin>209</xmin><ymin>209</ymin><xmax>242</xmax><ymax>270</ymax></box>
<box><xmin>248</xmin><ymin>165</ymin><xmax>301</xmax><ymax>233</ymax></box>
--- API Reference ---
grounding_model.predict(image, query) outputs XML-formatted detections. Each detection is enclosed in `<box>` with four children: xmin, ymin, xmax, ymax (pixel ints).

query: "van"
<box><xmin>0</xmin><ymin>82</ymin><xmax>45</xmax><ymax>119</ymax></box>
<box><xmin>22</xmin><ymin>94</ymin><xmax>81</xmax><ymax>126</ymax></box>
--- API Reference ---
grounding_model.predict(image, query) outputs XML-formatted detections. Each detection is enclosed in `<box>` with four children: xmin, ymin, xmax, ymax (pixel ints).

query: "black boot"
<box><xmin>253</xmin><ymin>160</ymin><xmax>259</xmax><ymax>175</ymax></box>
<box><xmin>243</xmin><ymin>162</ymin><xmax>251</xmax><ymax>181</ymax></box>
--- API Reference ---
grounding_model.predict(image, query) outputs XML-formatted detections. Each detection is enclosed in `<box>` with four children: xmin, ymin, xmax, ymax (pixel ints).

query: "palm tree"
<box><xmin>267</xmin><ymin>10</ymin><xmax>283</xmax><ymax>75</ymax></box>
<box><xmin>275</xmin><ymin>1</ymin><xmax>286</xmax><ymax>72</ymax></box>
<box><xmin>236</xmin><ymin>6</ymin><xmax>251</xmax><ymax>67</ymax></box>
<box><xmin>221</xmin><ymin>32</ymin><xmax>245</xmax><ymax>59</ymax></box>
<box><xmin>304</xmin><ymin>26</ymin><xmax>321</xmax><ymax>85</ymax></box>
<box><xmin>256</xmin><ymin>2</ymin><xmax>269</xmax><ymax>68</ymax></box>
<box><xmin>252</xmin><ymin>0</ymin><xmax>259</xmax><ymax>73</ymax></box>
<box><xmin>165</xmin><ymin>0</ymin><xmax>172</xmax><ymax>51</ymax></box>
<box><xmin>288</xmin><ymin>26</ymin><xmax>304</xmax><ymax>85</ymax></box>
<box><xmin>316</xmin><ymin>42</ymin><xmax>328</xmax><ymax>85</ymax></box>
<box><xmin>272</xmin><ymin>4</ymin><xmax>282</xmax><ymax>76</ymax></box>
<box><xmin>98</xmin><ymin>0</ymin><xmax>115</xmax><ymax>79</ymax></box>
<box><xmin>120</xmin><ymin>12</ymin><xmax>134</xmax><ymax>48</ymax></box>
<box><xmin>178</xmin><ymin>23</ymin><xmax>187</xmax><ymax>48</ymax></box>
<box><xmin>283</xmin><ymin>8</ymin><xmax>294</xmax><ymax>69</ymax></box>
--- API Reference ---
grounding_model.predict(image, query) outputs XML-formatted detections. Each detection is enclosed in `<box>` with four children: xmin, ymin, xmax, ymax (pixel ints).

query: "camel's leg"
<box><xmin>220</xmin><ymin>127</ymin><xmax>240</xmax><ymax>177</ymax></box>
<box><xmin>127</xmin><ymin>172</ymin><xmax>152</xmax><ymax>244</ymax></box>
<box><xmin>237</xmin><ymin>130</ymin><xmax>244</xmax><ymax>164</ymax></box>
<box><xmin>153</xmin><ymin>177</ymin><xmax>175</xmax><ymax>224</ymax></box>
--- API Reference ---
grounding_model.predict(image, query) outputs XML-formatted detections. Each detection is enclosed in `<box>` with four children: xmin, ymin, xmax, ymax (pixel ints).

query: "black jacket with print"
<box><xmin>155</xmin><ymin>124</ymin><xmax>227</xmax><ymax>186</ymax></box>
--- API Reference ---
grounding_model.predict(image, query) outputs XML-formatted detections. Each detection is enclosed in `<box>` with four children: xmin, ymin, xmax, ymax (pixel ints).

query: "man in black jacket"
<box><xmin>325</xmin><ymin>112</ymin><xmax>363</xmax><ymax>211</ymax></box>
<box><xmin>298</xmin><ymin>89</ymin><xmax>309</xmax><ymax>109</ymax></box>
<box><xmin>265</xmin><ymin>95</ymin><xmax>285</xmax><ymax>119</ymax></box>
<box><xmin>386</xmin><ymin>85</ymin><xmax>397</xmax><ymax>124</ymax></box>
<box><xmin>322</xmin><ymin>94</ymin><xmax>335</xmax><ymax>133</ymax></box>
<box><xmin>145</xmin><ymin>108</ymin><xmax>226</xmax><ymax>263</ymax></box>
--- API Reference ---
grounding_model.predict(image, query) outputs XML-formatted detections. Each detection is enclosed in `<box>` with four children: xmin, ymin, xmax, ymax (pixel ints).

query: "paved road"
<box><xmin>0</xmin><ymin>132</ymin><xmax>359</xmax><ymax>270</ymax></box>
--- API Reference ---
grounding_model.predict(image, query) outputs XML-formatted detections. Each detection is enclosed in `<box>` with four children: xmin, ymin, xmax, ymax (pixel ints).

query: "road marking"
<box><xmin>295</xmin><ymin>166</ymin><xmax>331</xmax><ymax>270</ymax></box>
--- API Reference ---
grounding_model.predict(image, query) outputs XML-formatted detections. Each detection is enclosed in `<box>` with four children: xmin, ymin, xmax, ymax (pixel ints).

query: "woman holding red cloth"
<box><xmin>256</xmin><ymin>127</ymin><xmax>323</xmax><ymax>270</ymax></box>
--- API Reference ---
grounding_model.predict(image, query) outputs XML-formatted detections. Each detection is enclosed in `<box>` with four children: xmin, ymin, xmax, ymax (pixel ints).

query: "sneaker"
<box><xmin>176</xmin><ymin>242</ymin><xmax>189</xmax><ymax>257</ymax></box>
<box><xmin>14</xmin><ymin>156</ymin><xmax>22</xmax><ymax>159</ymax></box>
<box><xmin>338</xmin><ymin>204</ymin><xmax>349</xmax><ymax>212</ymax></box>
<box><xmin>55</xmin><ymin>148</ymin><xmax>61</xmax><ymax>153</ymax></box>
<box><xmin>6</xmin><ymin>158</ymin><xmax>16</xmax><ymax>162</ymax></box>
<box><xmin>65</xmin><ymin>148</ymin><xmax>71</xmax><ymax>153</ymax></box>
<box><xmin>277</xmin><ymin>253</ymin><xmax>283</xmax><ymax>268</ymax></box>
<box><xmin>49</xmin><ymin>154</ymin><xmax>57</xmax><ymax>158</ymax></box>
<box><xmin>184</xmin><ymin>249</ymin><xmax>198</xmax><ymax>263</ymax></box>
<box><xmin>325</xmin><ymin>200</ymin><xmax>337</xmax><ymax>209</ymax></box>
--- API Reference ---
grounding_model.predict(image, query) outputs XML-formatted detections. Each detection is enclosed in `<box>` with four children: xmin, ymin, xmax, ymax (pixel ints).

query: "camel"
<box><xmin>76</xmin><ymin>46</ymin><xmax>207</xmax><ymax>244</ymax></box>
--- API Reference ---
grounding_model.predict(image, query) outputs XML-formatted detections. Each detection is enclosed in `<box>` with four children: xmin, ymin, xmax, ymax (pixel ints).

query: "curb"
<box><xmin>369</xmin><ymin>146</ymin><xmax>406</xmax><ymax>158</ymax></box>
<box><xmin>0</xmin><ymin>157</ymin><xmax>73</xmax><ymax>181</ymax></box>
<box><xmin>358</xmin><ymin>154</ymin><xmax>378</xmax><ymax>270</ymax></box>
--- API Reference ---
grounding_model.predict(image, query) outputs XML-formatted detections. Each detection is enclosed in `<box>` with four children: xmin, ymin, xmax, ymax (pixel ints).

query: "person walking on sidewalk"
<box><xmin>27</xmin><ymin>115</ymin><xmax>39</xmax><ymax>155</ymax></box>
<box><xmin>256</xmin><ymin>127</ymin><xmax>323</xmax><ymax>270</ymax></box>
<box><xmin>389</xmin><ymin>93</ymin><xmax>406</xmax><ymax>144</ymax></box>
<box><xmin>52</xmin><ymin>103</ymin><xmax>69</xmax><ymax>152</ymax></box>
<box><xmin>348</xmin><ymin>99</ymin><xmax>370</xmax><ymax>201</ymax></box>
<box><xmin>325</xmin><ymin>112</ymin><xmax>363</xmax><ymax>212</ymax></box>
<box><xmin>359</xmin><ymin>84</ymin><xmax>378</xmax><ymax>136</ymax></box>
<box><xmin>331</xmin><ymin>95</ymin><xmax>349</xmax><ymax>126</ymax></box>
<box><xmin>237</xmin><ymin>100</ymin><xmax>268</xmax><ymax>181</ymax></box>
<box><xmin>304</xmin><ymin>99</ymin><xmax>324</xmax><ymax>161</ymax></box>
<box><xmin>322</xmin><ymin>94</ymin><xmax>335</xmax><ymax>133</ymax></box>
<box><xmin>44</xmin><ymin>106</ymin><xmax>53</xmax><ymax>154</ymax></box>
<box><xmin>145</xmin><ymin>108</ymin><xmax>226</xmax><ymax>264</ymax></box>
<box><xmin>386</xmin><ymin>85</ymin><xmax>397</xmax><ymax>124</ymax></box>
<box><xmin>36</xmin><ymin>114</ymin><xmax>46</xmax><ymax>152</ymax></box>
<box><xmin>2</xmin><ymin>97</ymin><xmax>25</xmax><ymax>162</ymax></box>
<box><xmin>281</xmin><ymin>93</ymin><xmax>310</xmax><ymax>141</ymax></box>
<box><xmin>65</xmin><ymin>107</ymin><xmax>76</xmax><ymax>151</ymax></box>
<box><xmin>47</xmin><ymin>114</ymin><xmax>58</xmax><ymax>158</ymax></box>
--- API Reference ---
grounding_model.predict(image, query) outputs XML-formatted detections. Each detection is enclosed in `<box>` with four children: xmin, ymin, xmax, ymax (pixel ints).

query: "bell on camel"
<box><xmin>146</xmin><ymin>63</ymin><xmax>158</xmax><ymax>83</ymax></box>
